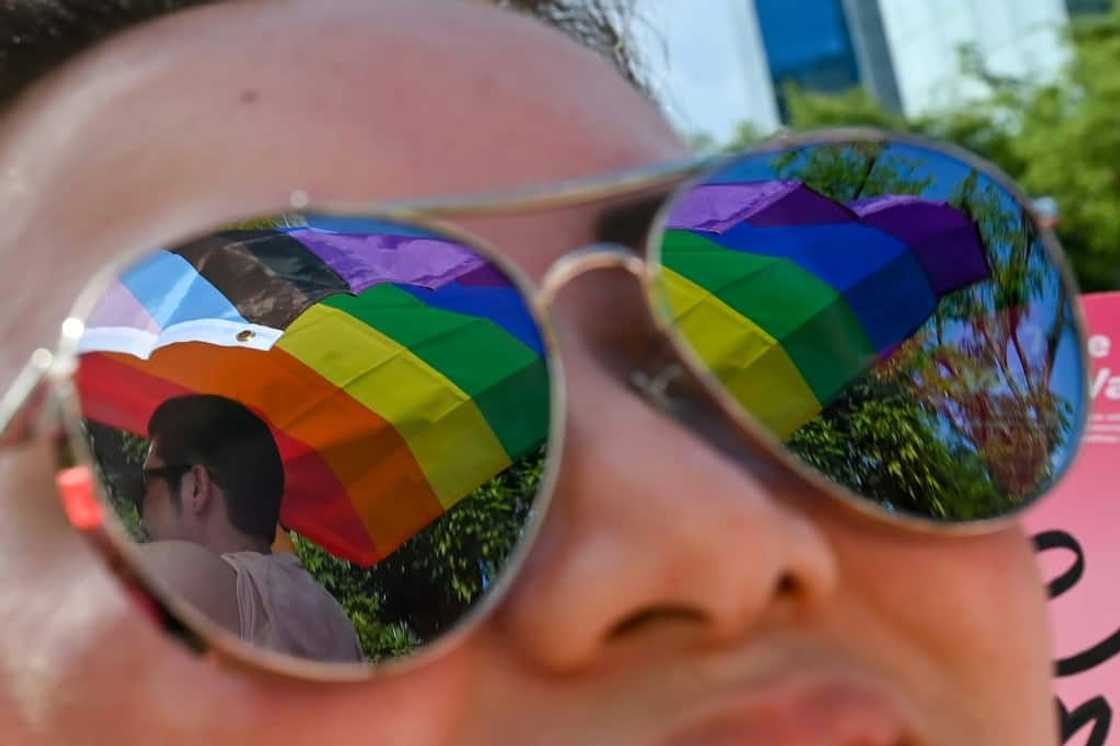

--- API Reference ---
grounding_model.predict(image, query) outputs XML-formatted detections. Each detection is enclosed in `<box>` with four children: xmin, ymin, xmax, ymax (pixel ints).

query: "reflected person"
<box><xmin>139</xmin><ymin>394</ymin><xmax>362</xmax><ymax>662</ymax></box>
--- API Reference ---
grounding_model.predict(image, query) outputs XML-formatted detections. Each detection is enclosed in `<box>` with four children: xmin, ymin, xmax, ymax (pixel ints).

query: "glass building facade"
<box><xmin>754</xmin><ymin>0</ymin><xmax>862</xmax><ymax>119</ymax></box>
<box><xmin>1066</xmin><ymin>0</ymin><xmax>1112</xmax><ymax>14</ymax></box>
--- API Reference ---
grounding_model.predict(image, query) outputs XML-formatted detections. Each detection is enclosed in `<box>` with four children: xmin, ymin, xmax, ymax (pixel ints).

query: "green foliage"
<box><xmin>223</xmin><ymin>215</ymin><xmax>305</xmax><ymax>230</ymax></box>
<box><xmin>1012</xmin><ymin>11</ymin><xmax>1120</xmax><ymax>290</ymax></box>
<box><xmin>290</xmin><ymin>533</ymin><xmax>421</xmax><ymax>661</ymax></box>
<box><xmin>771</xmin><ymin>140</ymin><xmax>931</xmax><ymax>202</ymax></box>
<box><xmin>355</xmin><ymin>449</ymin><xmax>543</xmax><ymax>641</ymax></box>
<box><xmin>776</xmin><ymin>82</ymin><xmax>1027</xmax><ymax>181</ymax></box>
<box><xmin>784</xmin><ymin>86</ymin><xmax>907</xmax><ymax>133</ymax></box>
<box><xmin>787</xmin><ymin>375</ymin><xmax>1004</xmax><ymax>520</ymax></box>
<box><xmin>292</xmin><ymin>449</ymin><xmax>545</xmax><ymax>660</ymax></box>
<box><xmin>84</xmin><ymin>421</ymin><xmax>149</xmax><ymax>541</ymax></box>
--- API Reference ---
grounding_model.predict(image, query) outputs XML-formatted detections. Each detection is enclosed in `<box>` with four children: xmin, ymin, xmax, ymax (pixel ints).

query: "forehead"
<box><xmin>0</xmin><ymin>0</ymin><xmax>684</xmax><ymax>376</ymax></box>
<box><xmin>0</xmin><ymin>1</ymin><xmax>682</xmax><ymax>218</ymax></box>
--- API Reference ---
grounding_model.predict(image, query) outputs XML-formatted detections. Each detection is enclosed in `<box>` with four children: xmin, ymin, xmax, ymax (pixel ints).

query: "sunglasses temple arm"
<box><xmin>0</xmin><ymin>348</ymin><xmax>57</xmax><ymax>448</ymax></box>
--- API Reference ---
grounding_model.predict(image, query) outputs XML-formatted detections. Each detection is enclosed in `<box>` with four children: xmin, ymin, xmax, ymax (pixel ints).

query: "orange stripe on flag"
<box><xmin>98</xmin><ymin>344</ymin><xmax>446</xmax><ymax>560</ymax></box>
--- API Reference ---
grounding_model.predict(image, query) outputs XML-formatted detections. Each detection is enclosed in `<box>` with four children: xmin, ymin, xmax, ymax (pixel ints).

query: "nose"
<box><xmin>495</xmin><ymin>266</ymin><xmax>840</xmax><ymax>672</ymax></box>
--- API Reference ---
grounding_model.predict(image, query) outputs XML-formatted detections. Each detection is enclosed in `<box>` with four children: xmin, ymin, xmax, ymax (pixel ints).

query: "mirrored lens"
<box><xmin>74</xmin><ymin>213</ymin><xmax>553</xmax><ymax>665</ymax></box>
<box><xmin>651</xmin><ymin>138</ymin><xmax>1087</xmax><ymax>523</ymax></box>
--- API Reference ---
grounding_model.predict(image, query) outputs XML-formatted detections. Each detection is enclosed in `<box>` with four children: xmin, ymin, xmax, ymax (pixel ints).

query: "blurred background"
<box><xmin>610</xmin><ymin>0</ymin><xmax>1120</xmax><ymax>292</ymax></box>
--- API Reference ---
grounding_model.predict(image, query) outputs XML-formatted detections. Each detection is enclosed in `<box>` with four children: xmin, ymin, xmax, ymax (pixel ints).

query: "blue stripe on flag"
<box><xmin>399</xmin><ymin>282</ymin><xmax>544</xmax><ymax>355</ymax></box>
<box><xmin>703</xmin><ymin>222</ymin><xmax>938</xmax><ymax>351</ymax></box>
<box><xmin>120</xmin><ymin>251</ymin><xmax>249</xmax><ymax>328</ymax></box>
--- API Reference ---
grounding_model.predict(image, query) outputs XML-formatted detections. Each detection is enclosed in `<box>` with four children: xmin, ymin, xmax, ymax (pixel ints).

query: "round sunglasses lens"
<box><xmin>73</xmin><ymin>213</ymin><xmax>553</xmax><ymax>665</ymax></box>
<box><xmin>651</xmin><ymin>139</ymin><xmax>1087</xmax><ymax>523</ymax></box>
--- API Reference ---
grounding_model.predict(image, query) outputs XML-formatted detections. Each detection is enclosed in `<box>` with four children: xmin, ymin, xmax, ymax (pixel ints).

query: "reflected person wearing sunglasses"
<box><xmin>0</xmin><ymin>1</ymin><xmax>1084</xmax><ymax>745</ymax></box>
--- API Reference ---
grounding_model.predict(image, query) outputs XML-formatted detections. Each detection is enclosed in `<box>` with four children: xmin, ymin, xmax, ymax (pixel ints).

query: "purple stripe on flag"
<box><xmin>853</xmin><ymin>196</ymin><xmax>991</xmax><ymax>294</ymax></box>
<box><xmin>667</xmin><ymin>181</ymin><xmax>856</xmax><ymax>233</ymax></box>
<box><xmin>455</xmin><ymin>264</ymin><xmax>514</xmax><ymax>287</ymax></box>
<box><xmin>287</xmin><ymin>229</ymin><xmax>486</xmax><ymax>292</ymax></box>
<box><xmin>86</xmin><ymin>278</ymin><xmax>162</xmax><ymax>333</ymax></box>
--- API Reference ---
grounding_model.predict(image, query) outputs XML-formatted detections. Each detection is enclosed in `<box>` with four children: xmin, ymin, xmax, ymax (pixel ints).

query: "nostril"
<box><xmin>775</xmin><ymin>573</ymin><xmax>800</xmax><ymax>598</ymax></box>
<box><xmin>608</xmin><ymin>605</ymin><xmax>707</xmax><ymax>641</ymax></box>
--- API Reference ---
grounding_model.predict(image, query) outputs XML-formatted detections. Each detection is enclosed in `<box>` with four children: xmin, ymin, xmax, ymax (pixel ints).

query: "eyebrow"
<box><xmin>594</xmin><ymin>192</ymin><xmax>674</xmax><ymax>252</ymax></box>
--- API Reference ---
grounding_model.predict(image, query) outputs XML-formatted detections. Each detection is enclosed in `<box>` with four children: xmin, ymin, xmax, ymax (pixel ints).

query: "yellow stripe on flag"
<box><xmin>278</xmin><ymin>304</ymin><xmax>511</xmax><ymax>508</ymax></box>
<box><xmin>660</xmin><ymin>268</ymin><xmax>823</xmax><ymax>440</ymax></box>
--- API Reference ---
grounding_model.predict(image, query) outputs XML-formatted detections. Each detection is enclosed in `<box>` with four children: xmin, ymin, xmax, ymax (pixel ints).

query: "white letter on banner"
<box><xmin>1091</xmin><ymin>369</ymin><xmax>1110</xmax><ymax>399</ymax></box>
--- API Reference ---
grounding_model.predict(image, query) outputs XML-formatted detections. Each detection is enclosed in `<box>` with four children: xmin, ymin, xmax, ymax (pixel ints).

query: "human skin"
<box><xmin>140</xmin><ymin>445</ymin><xmax>193</xmax><ymax>546</ymax></box>
<box><xmin>0</xmin><ymin>1</ymin><xmax>1058</xmax><ymax>744</ymax></box>
<box><xmin>136</xmin><ymin>443</ymin><xmax>242</xmax><ymax>634</ymax></box>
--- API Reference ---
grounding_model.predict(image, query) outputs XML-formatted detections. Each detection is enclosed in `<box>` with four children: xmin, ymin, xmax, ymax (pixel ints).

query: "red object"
<box><xmin>1025</xmin><ymin>292</ymin><xmax>1120</xmax><ymax>743</ymax></box>
<box><xmin>56</xmin><ymin>465</ymin><xmax>103</xmax><ymax>531</ymax></box>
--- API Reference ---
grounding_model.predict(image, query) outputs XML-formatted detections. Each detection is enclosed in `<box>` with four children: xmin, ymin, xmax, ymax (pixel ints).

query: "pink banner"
<box><xmin>1026</xmin><ymin>292</ymin><xmax>1120</xmax><ymax>745</ymax></box>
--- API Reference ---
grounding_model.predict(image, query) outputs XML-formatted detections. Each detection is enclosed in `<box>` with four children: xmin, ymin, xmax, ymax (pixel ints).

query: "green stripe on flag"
<box><xmin>661</xmin><ymin>230</ymin><xmax>875</xmax><ymax>403</ymax></box>
<box><xmin>658</xmin><ymin>268</ymin><xmax>823</xmax><ymax>440</ymax></box>
<box><xmin>323</xmin><ymin>285</ymin><xmax>549</xmax><ymax>460</ymax></box>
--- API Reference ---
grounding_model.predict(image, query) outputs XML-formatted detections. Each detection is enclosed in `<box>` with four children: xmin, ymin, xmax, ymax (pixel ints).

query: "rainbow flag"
<box><xmin>77</xmin><ymin>218</ymin><xmax>549</xmax><ymax>566</ymax></box>
<box><xmin>658</xmin><ymin>180</ymin><xmax>990</xmax><ymax>439</ymax></box>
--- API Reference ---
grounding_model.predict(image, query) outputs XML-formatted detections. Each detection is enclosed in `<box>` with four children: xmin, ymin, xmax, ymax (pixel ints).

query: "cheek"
<box><xmin>835</xmin><ymin>523</ymin><xmax>1054</xmax><ymax>730</ymax></box>
<box><xmin>143</xmin><ymin>494</ymin><xmax>173</xmax><ymax>538</ymax></box>
<box><xmin>145</xmin><ymin>509</ymin><xmax>164</xmax><ymax>537</ymax></box>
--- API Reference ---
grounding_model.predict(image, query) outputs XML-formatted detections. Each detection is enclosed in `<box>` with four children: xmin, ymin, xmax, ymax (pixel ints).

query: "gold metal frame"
<box><xmin>0</xmin><ymin>128</ymin><xmax>1090</xmax><ymax>682</ymax></box>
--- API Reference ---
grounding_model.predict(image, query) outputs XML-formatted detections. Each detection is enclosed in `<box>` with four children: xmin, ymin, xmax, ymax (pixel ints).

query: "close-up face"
<box><xmin>0</xmin><ymin>1</ymin><xmax>1069</xmax><ymax>744</ymax></box>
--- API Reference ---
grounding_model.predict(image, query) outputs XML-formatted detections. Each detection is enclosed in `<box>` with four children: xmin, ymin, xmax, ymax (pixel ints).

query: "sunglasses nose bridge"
<box><xmin>536</xmin><ymin>243</ymin><xmax>648</xmax><ymax>312</ymax></box>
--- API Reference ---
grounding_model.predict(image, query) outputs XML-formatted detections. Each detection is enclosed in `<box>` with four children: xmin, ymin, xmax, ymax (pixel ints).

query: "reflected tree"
<box><xmin>922</xmin><ymin>172</ymin><xmax>1076</xmax><ymax>500</ymax></box>
<box><xmin>777</xmin><ymin>144</ymin><xmax>1078</xmax><ymax>519</ymax></box>
<box><xmin>772</xmin><ymin>142</ymin><xmax>932</xmax><ymax>202</ymax></box>
<box><xmin>84</xmin><ymin>421</ymin><xmax>148</xmax><ymax>541</ymax></box>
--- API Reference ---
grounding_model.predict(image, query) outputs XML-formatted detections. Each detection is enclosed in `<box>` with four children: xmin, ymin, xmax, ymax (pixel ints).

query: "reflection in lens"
<box><xmin>652</xmin><ymin>139</ymin><xmax>1086</xmax><ymax>523</ymax></box>
<box><xmin>75</xmin><ymin>214</ymin><xmax>552</xmax><ymax>664</ymax></box>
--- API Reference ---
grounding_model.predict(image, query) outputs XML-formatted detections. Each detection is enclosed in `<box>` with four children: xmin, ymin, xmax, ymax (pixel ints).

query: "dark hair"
<box><xmin>148</xmin><ymin>394</ymin><xmax>284</xmax><ymax>542</ymax></box>
<box><xmin>0</xmin><ymin>1</ymin><xmax>221</xmax><ymax>107</ymax></box>
<box><xmin>0</xmin><ymin>1</ymin><xmax>643</xmax><ymax>109</ymax></box>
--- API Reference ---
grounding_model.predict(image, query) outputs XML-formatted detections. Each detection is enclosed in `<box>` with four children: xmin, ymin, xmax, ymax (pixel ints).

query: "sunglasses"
<box><xmin>0</xmin><ymin>129</ymin><xmax>1090</xmax><ymax>679</ymax></box>
<box><xmin>137</xmin><ymin>464</ymin><xmax>195</xmax><ymax>515</ymax></box>
<box><xmin>141</xmin><ymin>464</ymin><xmax>193</xmax><ymax>489</ymax></box>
